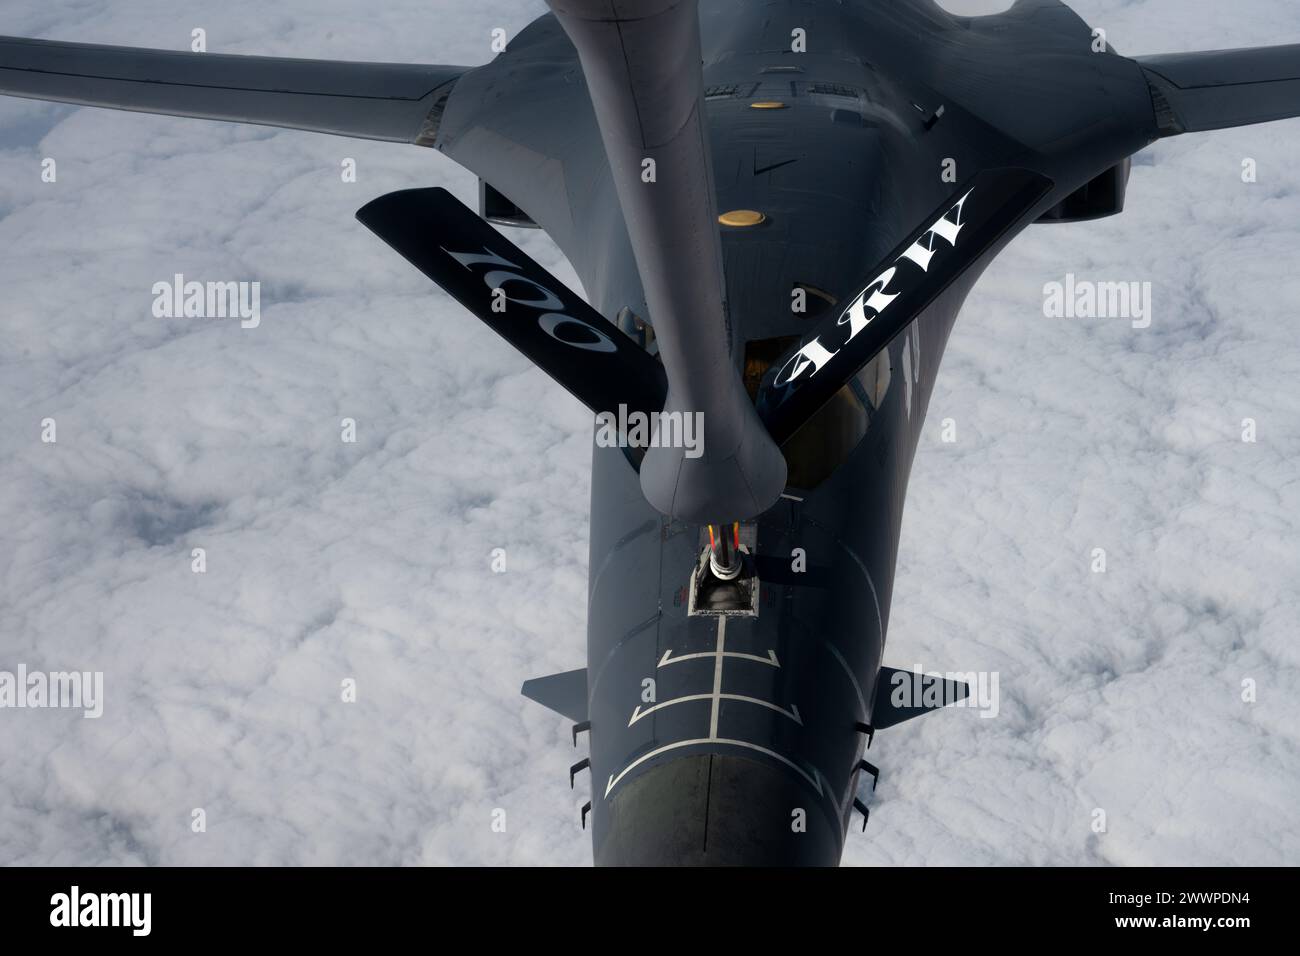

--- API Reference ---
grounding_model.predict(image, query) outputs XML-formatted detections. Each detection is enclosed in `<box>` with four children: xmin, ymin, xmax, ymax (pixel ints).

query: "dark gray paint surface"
<box><xmin>0</xmin><ymin>35</ymin><xmax>465</xmax><ymax>142</ymax></box>
<box><xmin>1140</xmin><ymin>43</ymin><xmax>1300</xmax><ymax>132</ymax></box>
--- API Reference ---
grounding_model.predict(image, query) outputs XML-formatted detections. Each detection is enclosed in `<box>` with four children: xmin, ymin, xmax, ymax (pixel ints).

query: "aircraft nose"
<box><xmin>593</xmin><ymin>753</ymin><xmax>843</xmax><ymax>866</ymax></box>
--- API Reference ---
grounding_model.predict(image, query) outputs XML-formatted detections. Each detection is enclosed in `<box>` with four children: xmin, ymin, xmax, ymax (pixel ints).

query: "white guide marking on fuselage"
<box><xmin>628</xmin><ymin>695</ymin><xmax>802</xmax><ymax>727</ymax></box>
<box><xmin>709</xmin><ymin>615</ymin><xmax>727</xmax><ymax>738</ymax></box>
<box><xmin>658</xmin><ymin>647</ymin><xmax>779</xmax><ymax>667</ymax></box>
<box><xmin>605</xmin><ymin>736</ymin><xmax>824</xmax><ymax>800</ymax></box>
<box><xmin>606</xmin><ymin>615</ymin><xmax>819</xmax><ymax>805</ymax></box>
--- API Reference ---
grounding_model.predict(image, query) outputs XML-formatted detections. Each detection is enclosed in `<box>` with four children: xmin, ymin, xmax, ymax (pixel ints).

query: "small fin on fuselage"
<box><xmin>521</xmin><ymin>668</ymin><xmax>588</xmax><ymax>723</ymax></box>
<box><xmin>871</xmin><ymin>666</ymin><xmax>970</xmax><ymax>730</ymax></box>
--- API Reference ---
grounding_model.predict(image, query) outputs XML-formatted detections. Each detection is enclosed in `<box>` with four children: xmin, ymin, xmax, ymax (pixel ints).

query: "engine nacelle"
<box><xmin>1036</xmin><ymin>158</ymin><xmax>1131</xmax><ymax>224</ymax></box>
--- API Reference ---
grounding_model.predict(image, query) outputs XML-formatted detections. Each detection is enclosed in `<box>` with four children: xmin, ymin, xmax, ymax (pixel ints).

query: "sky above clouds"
<box><xmin>0</xmin><ymin>0</ymin><xmax>1297</xmax><ymax>867</ymax></box>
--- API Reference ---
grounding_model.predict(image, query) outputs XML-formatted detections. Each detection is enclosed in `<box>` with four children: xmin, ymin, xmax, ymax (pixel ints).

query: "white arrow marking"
<box><xmin>628</xmin><ymin>693</ymin><xmax>711</xmax><ymax>726</ymax></box>
<box><xmin>658</xmin><ymin>647</ymin><xmax>779</xmax><ymax>668</ymax></box>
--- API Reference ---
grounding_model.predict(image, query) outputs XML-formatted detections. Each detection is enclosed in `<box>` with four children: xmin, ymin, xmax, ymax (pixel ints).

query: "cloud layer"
<box><xmin>0</xmin><ymin>0</ymin><xmax>1297</xmax><ymax>866</ymax></box>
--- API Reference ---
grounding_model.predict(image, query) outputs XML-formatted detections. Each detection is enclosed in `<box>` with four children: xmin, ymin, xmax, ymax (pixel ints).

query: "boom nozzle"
<box><xmin>708</xmin><ymin>522</ymin><xmax>742</xmax><ymax>582</ymax></box>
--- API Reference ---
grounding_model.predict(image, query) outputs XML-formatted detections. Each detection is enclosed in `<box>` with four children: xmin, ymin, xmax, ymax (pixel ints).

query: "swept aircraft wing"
<box><xmin>0</xmin><ymin>35</ymin><xmax>466</xmax><ymax>143</ymax></box>
<box><xmin>1138</xmin><ymin>44</ymin><xmax>1300</xmax><ymax>134</ymax></box>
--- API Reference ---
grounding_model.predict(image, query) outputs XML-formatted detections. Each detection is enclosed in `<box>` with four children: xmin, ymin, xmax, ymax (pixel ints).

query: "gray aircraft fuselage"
<box><xmin>433</xmin><ymin>0</ymin><xmax>1155</xmax><ymax>864</ymax></box>
<box><xmin>584</xmin><ymin>35</ymin><xmax>959</xmax><ymax>864</ymax></box>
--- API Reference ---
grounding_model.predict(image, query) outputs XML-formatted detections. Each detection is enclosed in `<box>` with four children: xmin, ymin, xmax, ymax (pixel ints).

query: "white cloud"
<box><xmin>0</xmin><ymin>0</ymin><xmax>1296</xmax><ymax>866</ymax></box>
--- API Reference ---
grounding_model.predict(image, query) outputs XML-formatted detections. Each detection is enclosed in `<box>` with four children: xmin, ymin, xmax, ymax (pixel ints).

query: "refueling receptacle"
<box><xmin>688</xmin><ymin>522</ymin><xmax>760</xmax><ymax>617</ymax></box>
